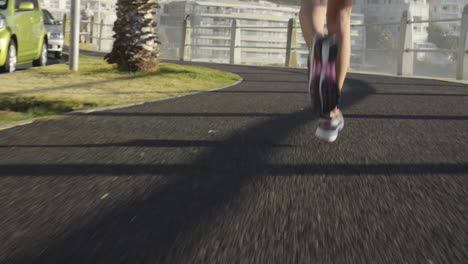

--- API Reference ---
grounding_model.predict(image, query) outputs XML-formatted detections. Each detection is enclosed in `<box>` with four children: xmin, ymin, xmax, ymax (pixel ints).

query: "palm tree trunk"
<box><xmin>105</xmin><ymin>0</ymin><xmax>160</xmax><ymax>72</ymax></box>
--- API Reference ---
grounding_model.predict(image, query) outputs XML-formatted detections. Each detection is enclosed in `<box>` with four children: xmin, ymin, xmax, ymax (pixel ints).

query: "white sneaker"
<box><xmin>315</xmin><ymin>111</ymin><xmax>345</xmax><ymax>143</ymax></box>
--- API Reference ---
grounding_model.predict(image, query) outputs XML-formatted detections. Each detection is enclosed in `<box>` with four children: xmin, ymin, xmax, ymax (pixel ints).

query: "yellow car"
<box><xmin>0</xmin><ymin>0</ymin><xmax>48</xmax><ymax>73</ymax></box>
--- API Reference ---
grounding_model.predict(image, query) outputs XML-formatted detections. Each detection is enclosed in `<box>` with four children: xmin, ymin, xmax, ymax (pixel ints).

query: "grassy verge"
<box><xmin>0</xmin><ymin>56</ymin><xmax>241</xmax><ymax>125</ymax></box>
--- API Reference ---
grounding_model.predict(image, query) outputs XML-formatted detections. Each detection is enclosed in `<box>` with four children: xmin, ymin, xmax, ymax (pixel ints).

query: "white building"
<box><xmin>358</xmin><ymin>0</ymin><xmax>430</xmax><ymax>44</ymax></box>
<box><xmin>428</xmin><ymin>0</ymin><xmax>467</xmax><ymax>36</ymax></box>
<box><xmin>159</xmin><ymin>0</ymin><xmax>299</xmax><ymax>65</ymax></box>
<box><xmin>40</xmin><ymin>0</ymin><xmax>116</xmax><ymax>19</ymax></box>
<box><xmin>158</xmin><ymin>0</ymin><xmax>365</xmax><ymax>67</ymax></box>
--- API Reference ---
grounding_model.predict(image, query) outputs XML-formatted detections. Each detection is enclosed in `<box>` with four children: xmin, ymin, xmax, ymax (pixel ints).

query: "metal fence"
<box><xmin>180</xmin><ymin>6</ymin><xmax>468</xmax><ymax>80</ymax></box>
<box><xmin>61</xmin><ymin>5</ymin><xmax>468</xmax><ymax>80</ymax></box>
<box><xmin>62</xmin><ymin>14</ymin><xmax>114</xmax><ymax>51</ymax></box>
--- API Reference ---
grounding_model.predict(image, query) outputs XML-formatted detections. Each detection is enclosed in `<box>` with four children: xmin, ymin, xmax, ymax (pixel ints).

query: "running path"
<box><xmin>0</xmin><ymin>62</ymin><xmax>467</xmax><ymax>263</ymax></box>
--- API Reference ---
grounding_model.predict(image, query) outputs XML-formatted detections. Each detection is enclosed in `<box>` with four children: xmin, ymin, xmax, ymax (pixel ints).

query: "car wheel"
<box><xmin>0</xmin><ymin>40</ymin><xmax>17</xmax><ymax>73</ymax></box>
<box><xmin>33</xmin><ymin>40</ymin><xmax>48</xmax><ymax>67</ymax></box>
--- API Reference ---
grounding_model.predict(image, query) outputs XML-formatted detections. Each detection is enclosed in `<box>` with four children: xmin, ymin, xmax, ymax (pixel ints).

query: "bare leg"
<box><xmin>326</xmin><ymin>0</ymin><xmax>353</xmax><ymax>117</ymax></box>
<box><xmin>299</xmin><ymin>0</ymin><xmax>327</xmax><ymax>49</ymax></box>
<box><xmin>326</xmin><ymin>0</ymin><xmax>353</xmax><ymax>93</ymax></box>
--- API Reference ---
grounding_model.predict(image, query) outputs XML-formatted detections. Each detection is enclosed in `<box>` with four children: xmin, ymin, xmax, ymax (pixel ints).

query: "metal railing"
<box><xmin>58</xmin><ymin>6</ymin><xmax>468</xmax><ymax>80</ymax></box>
<box><xmin>180</xmin><ymin>5</ymin><xmax>468</xmax><ymax>80</ymax></box>
<box><xmin>62</xmin><ymin>14</ymin><xmax>114</xmax><ymax>51</ymax></box>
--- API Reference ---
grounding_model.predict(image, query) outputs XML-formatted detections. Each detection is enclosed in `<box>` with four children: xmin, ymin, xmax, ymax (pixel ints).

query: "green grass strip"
<box><xmin>0</xmin><ymin>56</ymin><xmax>241</xmax><ymax>125</ymax></box>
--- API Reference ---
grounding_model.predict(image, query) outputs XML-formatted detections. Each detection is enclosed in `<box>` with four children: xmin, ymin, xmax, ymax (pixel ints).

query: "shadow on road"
<box><xmin>5</xmin><ymin>74</ymin><xmax>465</xmax><ymax>263</ymax></box>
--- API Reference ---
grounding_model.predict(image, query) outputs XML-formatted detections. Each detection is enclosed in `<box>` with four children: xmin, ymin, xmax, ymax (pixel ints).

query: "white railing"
<box><xmin>62</xmin><ymin>14</ymin><xmax>114</xmax><ymax>51</ymax></box>
<box><xmin>180</xmin><ymin>5</ymin><xmax>468</xmax><ymax>80</ymax></box>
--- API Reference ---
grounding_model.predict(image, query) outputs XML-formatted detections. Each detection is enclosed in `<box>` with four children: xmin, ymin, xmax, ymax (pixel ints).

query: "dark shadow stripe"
<box><xmin>71</xmin><ymin>112</ymin><xmax>294</xmax><ymax>117</ymax></box>
<box><xmin>8</xmin><ymin>77</ymin><xmax>375</xmax><ymax>263</ymax></box>
<box><xmin>241</xmin><ymin>80</ymin><xmax>307</xmax><ymax>84</ymax></box>
<box><xmin>371</xmin><ymin>92</ymin><xmax>468</xmax><ymax>97</ymax></box>
<box><xmin>0</xmin><ymin>139</ymin><xmax>291</xmax><ymax>149</ymax></box>
<box><xmin>345</xmin><ymin>114</ymin><xmax>468</xmax><ymax>121</ymax></box>
<box><xmin>362</xmin><ymin>82</ymin><xmax>468</xmax><ymax>88</ymax></box>
<box><xmin>211</xmin><ymin>90</ymin><xmax>308</xmax><ymax>94</ymax></box>
<box><xmin>1</xmin><ymin>163</ymin><xmax>466</xmax><ymax>176</ymax></box>
<box><xmin>71</xmin><ymin>112</ymin><xmax>468</xmax><ymax>121</ymax></box>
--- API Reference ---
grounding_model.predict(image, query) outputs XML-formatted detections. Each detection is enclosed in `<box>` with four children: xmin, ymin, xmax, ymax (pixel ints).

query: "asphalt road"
<box><xmin>0</xmin><ymin>62</ymin><xmax>467</xmax><ymax>264</ymax></box>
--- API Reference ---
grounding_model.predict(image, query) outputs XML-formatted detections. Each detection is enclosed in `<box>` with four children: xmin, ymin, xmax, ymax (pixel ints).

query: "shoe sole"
<box><xmin>319</xmin><ymin>36</ymin><xmax>340</xmax><ymax>115</ymax></box>
<box><xmin>315</xmin><ymin>119</ymin><xmax>345</xmax><ymax>143</ymax></box>
<box><xmin>309</xmin><ymin>35</ymin><xmax>343</xmax><ymax>143</ymax></box>
<box><xmin>308</xmin><ymin>35</ymin><xmax>323</xmax><ymax>114</ymax></box>
<box><xmin>308</xmin><ymin>35</ymin><xmax>340</xmax><ymax>116</ymax></box>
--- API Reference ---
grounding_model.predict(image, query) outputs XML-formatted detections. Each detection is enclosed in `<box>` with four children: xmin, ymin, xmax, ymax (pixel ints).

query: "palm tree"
<box><xmin>105</xmin><ymin>0</ymin><xmax>160</xmax><ymax>72</ymax></box>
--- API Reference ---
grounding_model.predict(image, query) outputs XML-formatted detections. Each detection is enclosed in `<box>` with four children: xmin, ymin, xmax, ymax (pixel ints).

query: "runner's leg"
<box><xmin>299</xmin><ymin>0</ymin><xmax>327</xmax><ymax>49</ymax></box>
<box><xmin>313</xmin><ymin>0</ymin><xmax>353</xmax><ymax>142</ymax></box>
<box><xmin>300</xmin><ymin>0</ymin><xmax>327</xmax><ymax>114</ymax></box>
<box><xmin>326</xmin><ymin>0</ymin><xmax>353</xmax><ymax>117</ymax></box>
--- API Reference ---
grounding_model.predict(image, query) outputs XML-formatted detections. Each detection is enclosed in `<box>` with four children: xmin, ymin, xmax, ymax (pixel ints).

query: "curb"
<box><xmin>0</xmin><ymin>78</ymin><xmax>243</xmax><ymax>132</ymax></box>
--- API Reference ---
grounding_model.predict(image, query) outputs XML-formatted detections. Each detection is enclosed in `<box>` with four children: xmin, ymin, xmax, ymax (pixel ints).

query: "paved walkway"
<box><xmin>1</xmin><ymin>62</ymin><xmax>467</xmax><ymax>263</ymax></box>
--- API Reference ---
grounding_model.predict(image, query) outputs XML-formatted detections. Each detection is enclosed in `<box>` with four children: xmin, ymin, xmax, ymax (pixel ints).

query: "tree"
<box><xmin>366</xmin><ymin>25</ymin><xmax>397</xmax><ymax>50</ymax></box>
<box><xmin>364</xmin><ymin>25</ymin><xmax>399</xmax><ymax>71</ymax></box>
<box><xmin>105</xmin><ymin>0</ymin><xmax>160</xmax><ymax>72</ymax></box>
<box><xmin>427</xmin><ymin>23</ymin><xmax>458</xmax><ymax>51</ymax></box>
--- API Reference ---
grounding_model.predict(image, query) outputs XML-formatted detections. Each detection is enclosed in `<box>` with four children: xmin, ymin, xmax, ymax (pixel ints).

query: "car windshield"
<box><xmin>0</xmin><ymin>0</ymin><xmax>7</xmax><ymax>9</ymax></box>
<box><xmin>42</xmin><ymin>10</ymin><xmax>55</xmax><ymax>25</ymax></box>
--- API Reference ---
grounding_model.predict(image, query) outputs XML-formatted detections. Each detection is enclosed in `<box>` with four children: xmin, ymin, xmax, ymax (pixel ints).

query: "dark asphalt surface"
<box><xmin>0</xmin><ymin>62</ymin><xmax>467</xmax><ymax>263</ymax></box>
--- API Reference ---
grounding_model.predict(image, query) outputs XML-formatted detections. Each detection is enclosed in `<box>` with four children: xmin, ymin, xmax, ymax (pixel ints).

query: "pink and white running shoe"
<box><xmin>308</xmin><ymin>34</ymin><xmax>344</xmax><ymax>142</ymax></box>
<box><xmin>308</xmin><ymin>34</ymin><xmax>340</xmax><ymax>116</ymax></box>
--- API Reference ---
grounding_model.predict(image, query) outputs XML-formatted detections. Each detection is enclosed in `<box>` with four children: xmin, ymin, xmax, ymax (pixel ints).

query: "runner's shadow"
<box><xmin>10</xmin><ymin>77</ymin><xmax>375</xmax><ymax>263</ymax></box>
